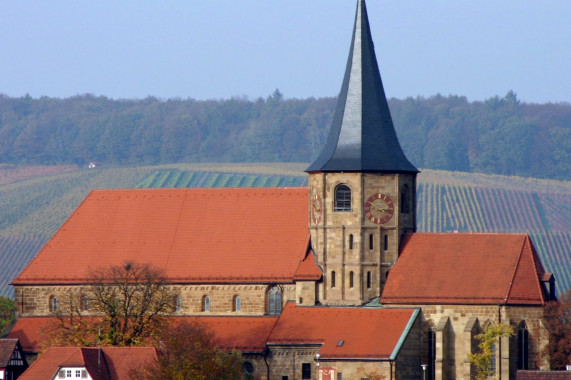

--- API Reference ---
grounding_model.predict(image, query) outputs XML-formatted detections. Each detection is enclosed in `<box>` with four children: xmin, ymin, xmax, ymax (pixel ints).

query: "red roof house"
<box><xmin>19</xmin><ymin>346</ymin><xmax>156</xmax><ymax>380</ymax></box>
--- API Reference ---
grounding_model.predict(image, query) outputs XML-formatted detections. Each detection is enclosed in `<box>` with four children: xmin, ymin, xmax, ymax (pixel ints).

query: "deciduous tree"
<box><xmin>468</xmin><ymin>323</ymin><xmax>514</xmax><ymax>380</ymax></box>
<box><xmin>130</xmin><ymin>320</ymin><xmax>242</xmax><ymax>380</ymax></box>
<box><xmin>0</xmin><ymin>296</ymin><xmax>15</xmax><ymax>335</ymax></box>
<box><xmin>543</xmin><ymin>290</ymin><xmax>571</xmax><ymax>369</ymax></box>
<box><xmin>45</xmin><ymin>261</ymin><xmax>176</xmax><ymax>347</ymax></box>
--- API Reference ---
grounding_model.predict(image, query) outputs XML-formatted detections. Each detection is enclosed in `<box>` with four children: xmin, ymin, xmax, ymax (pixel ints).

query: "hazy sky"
<box><xmin>2</xmin><ymin>1</ymin><xmax>570</xmax><ymax>103</ymax></box>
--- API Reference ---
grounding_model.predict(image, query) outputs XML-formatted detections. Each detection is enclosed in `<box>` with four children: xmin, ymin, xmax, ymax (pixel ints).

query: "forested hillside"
<box><xmin>0</xmin><ymin>91</ymin><xmax>569</xmax><ymax>180</ymax></box>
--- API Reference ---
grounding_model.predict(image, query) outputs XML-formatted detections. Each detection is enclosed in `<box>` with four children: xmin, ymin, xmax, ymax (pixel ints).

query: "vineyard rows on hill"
<box><xmin>417</xmin><ymin>182</ymin><xmax>571</xmax><ymax>292</ymax></box>
<box><xmin>0</xmin><ymin>165</ymin><xmax>569</xmax><ymax>298</ymax></box>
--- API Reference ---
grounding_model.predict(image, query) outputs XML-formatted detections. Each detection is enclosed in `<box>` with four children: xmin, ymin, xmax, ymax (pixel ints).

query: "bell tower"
<box><xmin>307</xmin><ymin>0</ymin><xmax>418</xmax><ymax>306</ymax></box>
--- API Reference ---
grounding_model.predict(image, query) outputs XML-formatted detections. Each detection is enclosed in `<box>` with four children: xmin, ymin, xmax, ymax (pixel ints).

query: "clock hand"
<box><xmin>368</xmin><ymin>202</ymin><xmax>384</xmax><ymax>212</ymax></box>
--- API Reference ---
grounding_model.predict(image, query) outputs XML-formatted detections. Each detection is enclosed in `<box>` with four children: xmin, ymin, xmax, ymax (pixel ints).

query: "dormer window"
<box><xmin>334</xmin><ymin>184</ymin><xmax>352</xmax><ymax>211</ymax></box>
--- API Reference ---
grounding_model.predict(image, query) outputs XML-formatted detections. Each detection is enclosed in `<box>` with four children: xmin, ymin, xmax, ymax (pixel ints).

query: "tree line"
<box><xmin>0</xmin><ymin>90</ymin><xmax>569</xmax><ymax>180</ymax></box>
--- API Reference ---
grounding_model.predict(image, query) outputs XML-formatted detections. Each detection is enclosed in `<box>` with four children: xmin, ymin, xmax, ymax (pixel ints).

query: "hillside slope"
<box><xmin>1</xmin><ymin>164</ymin><xmax>569</xmax><ymax>298</ymax></box>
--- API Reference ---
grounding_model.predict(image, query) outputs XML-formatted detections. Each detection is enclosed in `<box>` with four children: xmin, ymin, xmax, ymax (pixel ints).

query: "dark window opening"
<box><xmin>349</xmin><ymin>271</ymin><xmax>354</xmax><ymax>288</ymax></box>
<box><xmin>302</xmin><ymin>363</ymin><xmax>311</xmax><ymax>379</ymax></box>
<box><xmin>334</xmin><ymin>184</ymin><xmax>351</xmax><ymax>211</ymax></box>
<box><xmin>366</xmin><ymin>271</ymin><xmax>371</xmax><ymax>289</ymax></box>
<box><xmin>518</xmin><ymin>322</ymin><xmax>529</xmax><ymax>370</ymax></box>
<box><xmin>233</xmin><ymin>295</ymin><xmax>241</xmax><ymax>312</ymax></box>
<box><xmin>268</xmin><ymin>286</ymin><xmax>282</xmax><ymax>315</ymax></box>
<box><xmin>349</xmin><ymin>234</ymin><xmax>353</xmax><ymax>249</ymax></box>
<box><xmin>401</xmin><ymin>184</ymin><xmax>410</xmax><ymax>214</ymax></box>
<box><xmin>243</xmin><ymin>362</ymin><xmax>254</xmax><ymax>375</ymax></box>
<box><xmin>384</xmin><ymin>235</ymin><xmax>388</xmax><ymax>250</ymax></box>
<box><xmin>49</xmin><ymin>296</ymin><xmax>58</xmax><ymax>313</ymax></box>
<box><xmin>427</xmin><ymin>327</ymin><xmax>436</xmax><ymax>380</ymax></box>
<box><xmin>202</xmin><ymin>295</ymin><xmax>210</xmax><ymax>312</ymax></box>
<box><xmin>331</xmin><ymin>271</ymin><xmax>336</xmax><ymax>288</ymax></box>
<box><xmin>369</xmin><ymin>234</ymin><xmax>374</xmax><ymax>250</ymax></box>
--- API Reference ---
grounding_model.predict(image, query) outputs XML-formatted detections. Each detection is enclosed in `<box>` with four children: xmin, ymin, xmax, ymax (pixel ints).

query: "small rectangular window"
<box><xmin>282</xmin><ymin>377</ymin><xmax>289</xmax><ymax>380</ymax></box>
<box><xmin>66</xmin><ymin>370</ymin><xmax>72</xmax><ymax>377</ymax></box>
<box><xmin>302</xmin><ymin>363</ymin><xmax>311</xmax><ymax>379</ymax></box>
<box><xmin>75</xmin><ymin>370</ymin><xmax>81</xmax><ymax>377</ymax></box>
<box><xmin>338</xmin><ymin>374</ymin><xmax>343</xmax><ymax>380</ymax></box>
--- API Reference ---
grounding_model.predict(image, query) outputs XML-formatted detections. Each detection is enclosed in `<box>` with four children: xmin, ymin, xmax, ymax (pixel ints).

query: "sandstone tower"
<box><xmin>306</xmin><ymin>0</ymin><xmax>418</xmax><ymax>306</ymax></box>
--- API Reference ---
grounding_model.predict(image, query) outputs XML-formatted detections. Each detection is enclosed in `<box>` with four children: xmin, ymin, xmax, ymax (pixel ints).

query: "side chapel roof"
<box><xmin>12</xmin><ymin>188</ymin><xmax>314</xmax><ymax>285</ymax></box>
<box><xmin>267</xmin><ymin>302</ymin><xmax>419</xmax><ymax>360</ymax></box>
<box><xmin>306</xmin><ymin>0</ymin><xmax>417</xmax><ymax>173</ymax></box>
<box><xmin>10</xmin><ymin>308</ymin><xmax>418</xmax><ymax>360</ymax></box>
<box><xmin>381</xmin><ymin>233</ymin><xmax>550</xmax><ymax>305</ymax></box>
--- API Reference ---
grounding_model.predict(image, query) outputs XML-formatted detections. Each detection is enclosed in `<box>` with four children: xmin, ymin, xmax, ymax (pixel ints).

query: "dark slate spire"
<box><xmin>306</xmin><ymin>0</ymin><xmax>417</xmax><ymax>173</ymax></box>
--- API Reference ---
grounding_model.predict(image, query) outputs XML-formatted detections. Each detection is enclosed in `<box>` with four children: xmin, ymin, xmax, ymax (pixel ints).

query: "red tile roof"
<box><xmin>172</xmin><ymin>316</ymin><xmax>278</xmax><ymax>353</ymax></box>
<box><xmin>6</xmin><ymin>317</ymin><xmax>52</xmax><ymax>353</ymax></box>
<box><xmin>8</xmin><ymin>316</ymin><xmax>278</xmax><ymax>354</ymax></box>
<box><xmin>19</xmin><ymin>346</ymin><xmax>156</xmax><ymax>380</ymax></box>
<box><xmin>13</xmin><ymin>188</ymin><xmax>313</xmax><ymax>285</ymax></box>
<box><xmin>381</xmin><ymin>233</ymin><xmax>548</xmax><ymax>305</ymax></box>
<box><xmin>293</xmin><ymin>250</ymin><xmax>322</xmax><ymax>281</ymax></box>
<box><xmin>267</xmin><ymin>302</ymin><xmax>418</xmax><ymax>359</ymax></box>
<box><xmin>10</xmin><ymin>307</ymin><xmax>416</xmax><ymax>360</ymax></box>
<box><xmin>0</xmin><ymin>339</ymin><xmax>19</xmax><ymax>366</ymax></box>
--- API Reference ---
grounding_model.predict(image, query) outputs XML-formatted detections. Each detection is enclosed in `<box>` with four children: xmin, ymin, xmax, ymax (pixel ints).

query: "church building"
<box><xmin>8</xmin><ymin>1</ymin><xmax>553</xmax><ymax>379</ymax></box>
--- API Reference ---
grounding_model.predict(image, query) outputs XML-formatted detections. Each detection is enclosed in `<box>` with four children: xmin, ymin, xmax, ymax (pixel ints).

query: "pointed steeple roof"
<box><xmin>306</xmin><ymin>0</ymin><xmax>417</xmax><ymax>173</ymax></box>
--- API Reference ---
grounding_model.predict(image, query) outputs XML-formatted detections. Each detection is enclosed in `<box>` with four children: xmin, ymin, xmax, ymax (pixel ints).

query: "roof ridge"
<box><xmin>504</xmin><ymin>236</ymin><xmax>526</xmax><ymax>303</ymax></box>
<box><xmin>525</xmin><ymin>235</ymin><xmax>548</xmax><ymax>303</ymax></box>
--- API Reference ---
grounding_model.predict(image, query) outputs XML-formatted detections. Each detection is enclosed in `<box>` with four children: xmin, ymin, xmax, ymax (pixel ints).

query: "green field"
<box><xmin>1</xmin><ymin>164</ymin><xmax>569</xmax><ymax>298</ymax></box>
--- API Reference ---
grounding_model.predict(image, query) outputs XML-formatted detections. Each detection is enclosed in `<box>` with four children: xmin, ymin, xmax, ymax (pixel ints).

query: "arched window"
<box><xmin>331</xmin><ymin>271</ymin><xmax>336</xmax><ymax>288</ymax></box>
<box><xmin>82</xmin><ymin>296</ymin><xmax>89</xmax><ymax>312</ymax></box>
<box><xmin>490</xmin><ymin>342</ymin><xmax>497</xmax><ymax>374</ymax></box>
<box><xmin>349</xmin><ymin>234</ymin><xmax>353</xmax><ymax>249</ymax></box>
<box><xmin>175</xmin><ymin>296</ymin><xmax>182</xmax><ymax>312</ymax></box>
<box><xmin>366</xmin><ymin>271</ymin><xmax>371</xmax><ymax>289</ymax></box>
<box><xmin>49</xmin><ymin>296</ymin><xmax>58</xmax><ymax>313</ymax></box>
<box><xmin>517</xmin><ymin>322</ymin><xmax>529</xmax><ymax>370</ymax></box>
<box><xmin>334</xmin><ymin>184</ymin><xmax>351</xmax><ymax>211</ymax></box>
<box><xmin>268</xmin><ymin>286</ymin><xmax>282</xmax><ymax>316</ymax></box>
<box><xmin>202</xmin><ymin>295</ymin><xmax>210</xmax><ymax>312</ymax></box>
<box><xmin>349</xmin><ymin>271</ymin><xmax>354</xmax><ymax>288</ymax></box>
<box><xmin>369</xmin><ymin>234</ymin><xmax>374</xmax><ymax>250</ymax></box>
<box><xmin>401</xmin><ymin>184</ymin><xmax>411</xmax><ymax>214</ymax></box>
<box><xmin>233</xmin><ymin>295</ymin><xmax>241</xmax><ymax>312</ymax></box>
<box><xmin>427</xmin><ymin>324</ymin><xmax>436</xmax><ymax>380</ymax></box>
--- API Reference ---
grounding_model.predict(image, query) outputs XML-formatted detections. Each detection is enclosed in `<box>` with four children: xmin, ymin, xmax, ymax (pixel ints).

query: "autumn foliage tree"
<box><xmin>131</xmin><ymin>320</ymin><xmax>242</xmax><ymax>380</ymax></box>
<box><xmin>468</xmin><ymin>323</ymin><xmax>514</xmax><ymax>380</ymax></box>
<box><xmin>0</xmin><ymin>296</ymin><xmax>15</xmax><ymax>335</ymax></box>
<box><xmin>543</xmin><ymin>290</ymin><xmax>571</xmax><ymax>369</ymax></box>
<box><xmin>45</xmin><ymin>261</ymin><xmax>176</xmax><ymax>347</ymax></box>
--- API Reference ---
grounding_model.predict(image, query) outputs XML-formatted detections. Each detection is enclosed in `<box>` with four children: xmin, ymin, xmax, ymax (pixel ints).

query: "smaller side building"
<box><xmin>0</xmin><ymin>339</ymin><xmax>28</xmax><ymax>380</ymax></box>
<box><xmin>18</xmin><ymin>346</ymin><xmax>156</xmax><ymax>380</ymax></box>
<box><xmin>381</xmin><ymin>233</ymin><xmax>554</xmax><ymax>379</ymax></box>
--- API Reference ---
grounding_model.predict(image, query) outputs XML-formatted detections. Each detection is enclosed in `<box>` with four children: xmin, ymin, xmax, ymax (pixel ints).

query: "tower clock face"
<box><xmin>311</xmin><ymin>194</ymin><xmax>322</xmax><ymax>224</ymax></box>
<box><xmin>365</xmin><ymin>193</ymin><xmax>395</xmax><ymax>224</ymax></box>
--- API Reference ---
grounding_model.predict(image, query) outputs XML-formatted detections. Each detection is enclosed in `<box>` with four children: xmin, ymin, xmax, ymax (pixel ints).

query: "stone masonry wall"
<box><xmin>14</xmin><ymin>283</ymin><xmax>296</xmax><ymax>317</ymax></box>
<box><xmin>387</xmin><ymin>303</ymin><xmax>548</xmax><ymax>380</ymax></box>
